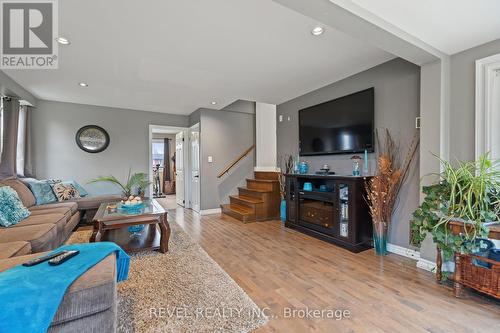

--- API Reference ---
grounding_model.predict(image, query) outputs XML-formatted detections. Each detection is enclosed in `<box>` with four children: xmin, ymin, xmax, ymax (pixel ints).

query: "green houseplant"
<box><xmin>89</xmin><ymin>169</ymin><xmax>150</xmax><ymax>198</ymax></box>
<box><xmin>411</xmin><ymin>153</ymin><xmax>500</xmax><ymax>279</ymax></box>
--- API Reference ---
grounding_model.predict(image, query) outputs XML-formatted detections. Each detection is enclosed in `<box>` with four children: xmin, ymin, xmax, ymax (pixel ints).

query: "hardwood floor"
<box><xmin>167</xmin><ymin>208</ymin><xmax>500</xmax><ymax>333</ymax></box>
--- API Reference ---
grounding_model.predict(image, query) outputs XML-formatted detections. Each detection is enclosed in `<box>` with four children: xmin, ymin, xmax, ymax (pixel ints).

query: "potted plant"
<box><xmin>411</xmin><ymin>153</ymin><xmax>500</xmax><ymax>280</ymax></box>
<box><xmin>89</xmin><ymin>169</ymin><xmax>150</xmax><ymax>198</ymax></box>
<box><xmin>365</xmin><ymin>129</ymin><xmax>420</xmax><ymax>255</ymax></box>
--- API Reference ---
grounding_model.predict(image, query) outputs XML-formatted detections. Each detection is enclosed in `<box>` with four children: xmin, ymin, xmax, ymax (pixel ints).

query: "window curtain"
<box><xmin>23</xmin><ymin>106</ymin><xmax>34</xmax><ymax>177</ymax></box>
<box><xmin>163</xmin><ymin>138</ymin><xmax>171</xmax><ymax>182</ymax></box>
<box><xmin>16</xmin><ymin>105</ymin><xmax>34</xmax><ymax>177</ymax></box>
<box><xmin>0</xmin><ymin>97</ymin><xmax>20</xmax><ymax>179</ymax></box>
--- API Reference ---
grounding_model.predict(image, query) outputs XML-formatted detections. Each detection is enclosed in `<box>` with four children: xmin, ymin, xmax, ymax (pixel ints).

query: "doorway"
<box><xmin>148</xmin><ymin>124</ymin><xmax>200</xmax><ymax>212</ymax></box>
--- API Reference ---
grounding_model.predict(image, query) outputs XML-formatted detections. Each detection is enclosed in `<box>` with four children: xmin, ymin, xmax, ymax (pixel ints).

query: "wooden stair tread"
<box><xmin>221</xmin><ymin>203</ymin><xmax>254</xmax><ymax>215</ymax></box>
<box><xmin>229</xmin><ymin>195</ymin><xmax>263</xmax><ymax>204</ymax></box>
<box><xmin>246</xmin><ymin>178</ymin><xmax>279</xmax><ymax>183</ymax></box>
<box><xmin>238</xmin><ymin>186</ymin><xmax>272</xmax><ymax>193</ymax></box>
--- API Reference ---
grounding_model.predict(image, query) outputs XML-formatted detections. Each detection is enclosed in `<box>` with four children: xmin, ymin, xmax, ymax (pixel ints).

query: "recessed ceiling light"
<box><xmin>55</xmin><ymin>37</ymin><xmax>70</xmax><ymax>45</ymax></box>
<box><xmin>211</xmin><ymin>101</ymin><xmax>217</xmax><ymax>105</ymax></box>
<box><xmin>78</xmin><ymin>82</ymin><xmax>88</xmax><ymax>87</ymax></box>
<box><xmin>311</xmin><ymin>26</ymin><xmax>324</xmax><ymax>36</ymax></box>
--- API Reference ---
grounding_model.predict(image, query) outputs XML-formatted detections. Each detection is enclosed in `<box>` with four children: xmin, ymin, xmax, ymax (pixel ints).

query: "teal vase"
<box><xmin>280</xmin><ymin>199</ymin><xmax>286</xmax><ymax>222</ymax></box>
<box><xmin>373</xmin><ymin>222</ymin><xmax>388</xmax><ymax>255</ymax></box>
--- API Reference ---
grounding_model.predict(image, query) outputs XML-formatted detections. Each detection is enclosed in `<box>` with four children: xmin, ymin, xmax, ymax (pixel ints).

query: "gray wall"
<box><xmin>0</xmin><ymin>70</ymin><xmax>37</xmax><ymax>105</ymax></box>
<box><xmin>449</xmin><ymin>38</ymin><xmax>500</xmax><ymax>161</ymax></box>
<box><xmin>276</xmin><ymin>58</ymin><xmax>420</xmax><ymax>248</ymax></box>
<box><xmin>189</xmin><ymin>109</ymin><xmax>201</xmax><ymax>127</ymax></box>
<box><xmin>32</xmin><ymin>100</ymin><xmax>188</xmax><ymax>195</ymax></box>
<box><xmin>222</xmin><ymin>100</ymin><xmax>256</xmax><ymax>114</ymax></box>
<box><xmin>198</xmin><ymin>108</ymin><xmax>255</xmax><ymax>210</ymax></box>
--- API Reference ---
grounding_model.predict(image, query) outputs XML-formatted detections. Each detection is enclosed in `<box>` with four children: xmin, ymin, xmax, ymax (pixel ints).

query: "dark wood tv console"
<box><xmin>285</xmin><ymin>174</ymin><xmax>373</xmax><ymax>253</ymax></box>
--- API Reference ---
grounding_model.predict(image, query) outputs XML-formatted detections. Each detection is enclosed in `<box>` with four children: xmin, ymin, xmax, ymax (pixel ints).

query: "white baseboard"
<box><xmin>254</xmin><ymin>167</ymin><xmax>281</xmax><ymax>172</ymax></box>
<box><xmin>200</xmin><ymin>208</ymin><xmax>222</xmax><ymax>215</ymax></box>
<box><xmin>386</xmin><ymin>243</ymin><xmax>437</xmax><ymax>273</ymax></box>
<box><xmin>387</xmin><ymin>243</ymin><xmax>420</xmax><ymax>260</ymax></box>
<box><xmin>416</xmin><ymin>258</ymin><xmax>436</xmax><ymax>273</ymax></box>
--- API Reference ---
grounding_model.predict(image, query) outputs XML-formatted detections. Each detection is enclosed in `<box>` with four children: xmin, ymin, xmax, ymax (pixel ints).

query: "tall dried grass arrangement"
<box><xmin>365</xmin><ymin>129</ymin><xmax>420</xmax><ymax>231</ymax></box>
<box><xmin>278</xmin><ymin>155</ymin><xmax>294</xmax><ymax>199</ymax></box>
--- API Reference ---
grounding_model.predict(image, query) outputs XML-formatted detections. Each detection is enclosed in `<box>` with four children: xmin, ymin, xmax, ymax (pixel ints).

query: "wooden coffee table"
<box><xmin>90</xmin><ymin>199</ymin><xmax>170</xmax><ymax>253</ymax></box>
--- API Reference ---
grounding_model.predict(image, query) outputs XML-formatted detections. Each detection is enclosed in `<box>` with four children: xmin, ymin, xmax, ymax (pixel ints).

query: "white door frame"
<box><xmin>189</xmin><ymin>123</ymin><xmax>200</xmax><ymax>213</ymax></box>
<box><xmin>475</xmin><ymin>53</ymin><xmax>500</xmax><ymax>160</ymax></box>
<box><xmin>148</xmin><ymin>124</ymin><xmax>190</xmax><ymax>207</ymax></box>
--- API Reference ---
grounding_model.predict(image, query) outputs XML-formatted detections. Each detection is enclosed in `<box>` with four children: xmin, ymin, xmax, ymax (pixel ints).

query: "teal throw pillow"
<box><xmin>0</xmin><ymin>186</ymin><xmax>31</xmax><ymax>227</ymax></box>
<box><xmin>21</xmin><ymin>178</ymin><xmax>57</xmax><ymax>205</ymax></box>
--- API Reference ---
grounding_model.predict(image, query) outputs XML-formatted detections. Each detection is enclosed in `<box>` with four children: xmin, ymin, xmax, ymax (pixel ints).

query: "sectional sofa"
<box><xmin>0</xmin><ymin>178</ymin><xmax>121</xmax><ymax>332</ymax></box>
<box><xmin>0</xmin><ymin>178</ymin><xmax>121</xmax><ymax>258</ymax></box>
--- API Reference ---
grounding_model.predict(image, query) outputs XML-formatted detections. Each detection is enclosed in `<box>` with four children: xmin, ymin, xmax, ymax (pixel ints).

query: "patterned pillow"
<box><xmin>46</xmin><ymin>179</ymin><xmax>88</xmax><ymax>197</ymax></box>
<box><xmin>62</xmin><ymin>180</ymin><xmax>89</xmax><ymax>197</ymax></box>
<box><xmin>51</xmin><ymin>183</ymin><xmax>81</xmax><ymax>202</ymax></box>
<box><xmin>0</xmin><ymin>186</ymin><xmax>31</xmax><ymax>227</ymax></box>
<box><xmin>21</xmin><ymin>178</ymin><xmax>57</xmax><ymax>205</ymax></box>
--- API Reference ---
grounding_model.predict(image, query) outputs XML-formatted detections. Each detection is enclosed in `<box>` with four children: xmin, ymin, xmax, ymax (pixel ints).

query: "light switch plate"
<box><xmin>208</xmin><ymin>156</ymin><xmax>213</xmax><ymax>163</ymax></box>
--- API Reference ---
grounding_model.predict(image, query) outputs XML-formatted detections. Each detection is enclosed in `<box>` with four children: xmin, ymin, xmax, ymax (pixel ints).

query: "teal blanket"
<box><xmin>0</xmin><ymin>242</ymin><xmax>130</xmax><ymax>333</ymax></box>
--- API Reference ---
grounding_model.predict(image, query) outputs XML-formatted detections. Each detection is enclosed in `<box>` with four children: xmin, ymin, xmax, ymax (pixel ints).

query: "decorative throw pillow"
<box><xmin>46</xmin><ymin>179</ymin><xmax>88</xmax><ymax>197</ymax></box>
<box><xmin>0</xmin><ymin>186</ymin><xmax>31</xmax><ymax>227</ymax></box>
<box><xmin>62</xmin><ymin>180</ymin><xmax>89</xmax><ymax>197</ymax></box>
<box><xmin>21</xmin><ymin>178</ymin><xmax>58</xmax><ymax>205</ymax></box>
<box><xmin>51</xmin><ymin>183</ymin><xmax>81</xmax><ymax>202</ymax></box>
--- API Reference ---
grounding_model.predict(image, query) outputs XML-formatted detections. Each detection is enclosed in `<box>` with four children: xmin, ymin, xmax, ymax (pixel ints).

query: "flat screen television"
<box><xmin>299</xmin><ymin>88</ymin><xmax>374</xmax><ymax>156</ymax></box>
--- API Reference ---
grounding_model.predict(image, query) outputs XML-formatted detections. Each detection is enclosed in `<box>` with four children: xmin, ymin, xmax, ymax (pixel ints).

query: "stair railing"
<box><xmin>217</xmin><ymin>145</ymin><xmax>255</xmax><ymax>179</ymax></box>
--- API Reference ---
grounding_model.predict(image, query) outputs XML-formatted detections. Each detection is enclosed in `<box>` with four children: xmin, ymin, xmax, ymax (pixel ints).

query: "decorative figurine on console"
<box><xmin>351</xmin><ymin>155</ymin><xmax>362</xmax><ymax>176</ymax></box>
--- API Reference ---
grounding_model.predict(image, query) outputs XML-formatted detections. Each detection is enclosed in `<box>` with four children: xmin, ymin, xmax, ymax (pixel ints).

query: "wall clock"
<box><xmin>75</xmin><ymin>125</ymin><xmax>110</xmax><ymax>153</ymax></box>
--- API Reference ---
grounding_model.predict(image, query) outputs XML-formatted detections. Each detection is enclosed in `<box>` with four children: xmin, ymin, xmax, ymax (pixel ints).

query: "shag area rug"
<box><xmin>67</xmin><ymin>221</ymin><xmax>267</xmax><ymax>333</ymax></box>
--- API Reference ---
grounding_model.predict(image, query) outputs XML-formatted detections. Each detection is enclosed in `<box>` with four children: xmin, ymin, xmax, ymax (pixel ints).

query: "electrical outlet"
<box><xmin>208</xmin><ymin>156</ymin><xmax>213</xmax><ymax>163</ymax></box>
<box><xmin>279</xmin><ymin>115</ymin><xmax>283</xmax><ymax>122</ymax></box>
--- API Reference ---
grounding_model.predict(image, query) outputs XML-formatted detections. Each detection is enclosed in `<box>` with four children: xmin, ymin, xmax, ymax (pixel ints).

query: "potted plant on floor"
<box><xmin>411</xmin><ymin>153</ymin><xmax>500</xmax><ymax>280</ymax></box>
<box><xmin>89</xmin><ymin>169</ymin><xmax>150</xmax><ymax>198</ymax></box>
<box><xmin>365</xmin><ymin>129</ymin><xmax>420</xmax><ymax>255</ymax></box>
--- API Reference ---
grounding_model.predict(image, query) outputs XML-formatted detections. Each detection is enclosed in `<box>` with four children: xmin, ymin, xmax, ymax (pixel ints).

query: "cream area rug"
<box><xmin>67</xmin><ymin>222</ymin><xmax>268</xmax><ymax>333</ymax></box>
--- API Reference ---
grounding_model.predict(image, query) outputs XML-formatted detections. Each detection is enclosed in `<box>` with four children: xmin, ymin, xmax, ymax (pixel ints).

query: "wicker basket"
<box><xmin>458</xmin><ymin>253</ymin><xmax>500</xmax><ymax>299</ymax></box>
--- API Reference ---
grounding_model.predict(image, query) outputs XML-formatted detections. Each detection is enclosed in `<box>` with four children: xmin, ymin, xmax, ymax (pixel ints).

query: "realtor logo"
<box><xmin>0</xmin><ymin>0</ymin><xmax>58</xmax><ymax>69</ymax></box>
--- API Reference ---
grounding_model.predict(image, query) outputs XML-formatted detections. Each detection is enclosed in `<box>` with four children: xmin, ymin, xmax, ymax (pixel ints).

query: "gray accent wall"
<box><xmin>31</xmin><ymin>100</ymin><xmax>188</xmax><ymax>195</ymax></box>
<box><xmin>276</xmin><ymin>58</ymin><xmax>421</xmax><ymax>248</ymax></box>
<box><xmin>449</xmin><ymin>38</ymin><xmax>500</xmax><ymax>161</ymax></box>
<box><xmin>198</xmin><ymin>108</ymin><xmax>255</xmax><ymax>210</ymax></box>
<box><xmin>222</xmin><ymin>100</ymin><xmax>256</xmax><ymax>114</ymax></box>
<box><xmin>0</xmin><ymin>70</ymin><xmax>36</xmax><ymax>105</ymax></box>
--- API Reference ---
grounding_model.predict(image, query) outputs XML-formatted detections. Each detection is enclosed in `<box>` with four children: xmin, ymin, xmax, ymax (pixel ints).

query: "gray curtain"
<box><xmin>163</xmin><ymin>138</ymin><xmax>171</xmax><ymax>181</ymax></box>
<box><xmin>23</xmin><ymin>106</ymin><xmax>34</xmax><ymax>177</ymax></box>
<box><xmin>0</xmin><ymin>97</ymin><xmax>20</xmax><ymax>179</ymax></box>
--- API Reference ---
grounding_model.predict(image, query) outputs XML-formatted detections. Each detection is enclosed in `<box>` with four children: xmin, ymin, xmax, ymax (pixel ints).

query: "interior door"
<box><xmin>490</xmin><ymin>69</ymin><xmax>500</xmax><ymax>161</ymax></box>
<box><xmin>190</xmin><ymin>125</ymin><xmax>200</xmax><ymax>212</ymax></box>
<box><xmin>175</xmin><ymin>132</ymin><xmax>184</xmax><ymax>206</ymax></box>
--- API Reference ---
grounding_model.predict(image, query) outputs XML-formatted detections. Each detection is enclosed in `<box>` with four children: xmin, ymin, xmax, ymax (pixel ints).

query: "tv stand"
<box><xmin>285</xmin><ymin>174</ymin><xmax>372</xmax><ymax>253</ymax></box>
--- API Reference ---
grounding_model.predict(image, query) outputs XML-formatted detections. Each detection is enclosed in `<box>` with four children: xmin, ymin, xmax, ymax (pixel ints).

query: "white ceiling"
<box><xmin>340</xmin><ymin>0</ymin><xmax>500</xmax><ymax>55</ymax></box>
<box><xmin>3</xmin><ymin>0</ymin><xmax>394</xmax><ymax>115</ymax></box>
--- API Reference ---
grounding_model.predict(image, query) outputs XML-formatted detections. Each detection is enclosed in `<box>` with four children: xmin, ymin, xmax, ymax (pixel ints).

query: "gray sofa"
<box><xmin>0</xmin><ymin>253</ymin><xmax>117</xmax><ymax>332</ymax></box>
<box><xmin>0</xmin><ymin>178</ymin><xmax>121</xmax><ymax>332</ymax></box>
<box><xmin>0</xmin><ymin>178</ymin><xmax>121</xmax><ymax>257</ymax></box>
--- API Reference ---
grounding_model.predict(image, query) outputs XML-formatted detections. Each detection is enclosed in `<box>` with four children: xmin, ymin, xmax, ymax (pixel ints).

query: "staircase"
<box><xmin>221</xmin><ymin>171</ymin><xmax>281</xmax><ymax>223</ymax></box>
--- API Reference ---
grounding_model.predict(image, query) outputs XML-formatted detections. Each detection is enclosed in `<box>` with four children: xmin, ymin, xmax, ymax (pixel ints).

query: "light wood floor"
<box><xmin>166</xmin><ymin>207</ymin><xmax>499</xmax><ymax>333</ymax></box>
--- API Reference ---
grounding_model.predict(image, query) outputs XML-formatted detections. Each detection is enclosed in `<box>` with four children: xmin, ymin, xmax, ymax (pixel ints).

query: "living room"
<box><xmin>1</xmin><ymin>1</ymin><xmax>500</xmax><ymax>332</ymax></box>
